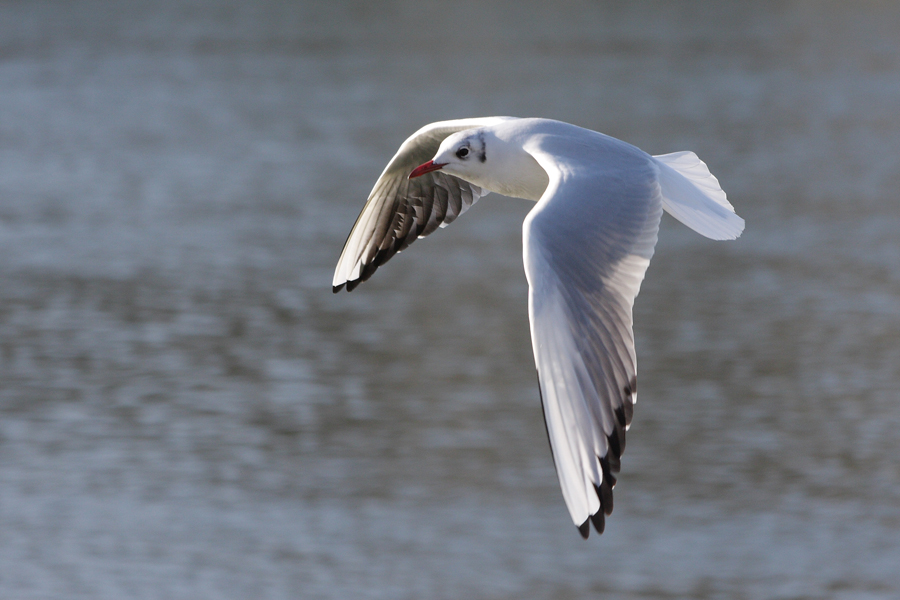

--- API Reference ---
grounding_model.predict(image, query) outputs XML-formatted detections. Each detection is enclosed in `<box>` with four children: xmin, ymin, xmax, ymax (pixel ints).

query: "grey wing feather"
<box><xmin>333</xmin><ymin>118</ymin><xmax>512</xmax><ymax>292</ymax></box>
<box><xmin>522</xmin><ymin>129</ymin><xmax>663</xmax><ymax>537</ymax></box>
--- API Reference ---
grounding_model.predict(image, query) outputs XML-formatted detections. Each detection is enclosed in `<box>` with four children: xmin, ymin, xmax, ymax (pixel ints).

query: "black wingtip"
<box><xmin>597</xmin><ymin>456</ymin><xmax>617</xmax><ymax>515</ymax></box>
<box><xmin>595</xmin><ymin>482</ymin><xmax>614</xmax><ymax>518</ymax></box>
<box><xmin>590</xmin><ymin>511</ymin><xmax>606</xmax><ymax>535</ymax></box>
<box><xmin>608</xmin><ymin>425</ymin><xmax>623</xmax><ymax>459</ymax></box>
<box><xmin>623</xmin><ymin>376</ymin><xmax>637</xmax><ymax>426</ymax></box>
<box><xmin>334</xmin><ymin>278</ymin><xmax>365</xmax><ymax>292</ymax></box>
<box><xmin>577</xmin><ymin>519</ymin><xmax>591</xmax><ymax>539</ymax></box>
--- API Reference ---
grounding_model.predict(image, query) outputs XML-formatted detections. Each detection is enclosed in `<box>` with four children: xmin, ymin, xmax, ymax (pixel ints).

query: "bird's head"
<box><xmin>409</xmin><ymin>128</ymin><xmax>489</xmax><ymax>182</ymax></box>
<box><xmin>409</xmin><ymin>124</ymin><xmax>548</xmax><ymax>201</ymax></box>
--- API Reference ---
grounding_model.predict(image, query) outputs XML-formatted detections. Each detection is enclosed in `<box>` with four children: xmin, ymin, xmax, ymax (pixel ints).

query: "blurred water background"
<box><xmin>1</xmin><ymin>1</ymin><xmax>899</xmax><ymax>598</ymax></box>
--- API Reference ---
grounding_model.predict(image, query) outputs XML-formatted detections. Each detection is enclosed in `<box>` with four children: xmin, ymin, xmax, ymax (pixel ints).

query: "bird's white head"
<box><xmin>409</xmin><ymin>126</ymin><xmax>548</xmax><ymax>201</ymax></box>
<box><xmin>409</xmin><ymin>129</ymin><xmax>489</xmax><ymax>181</ymax></box>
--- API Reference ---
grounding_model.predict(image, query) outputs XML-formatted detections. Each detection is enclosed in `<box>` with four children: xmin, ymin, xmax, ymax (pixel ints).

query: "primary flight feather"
<box><xmin>333</xmin><ymin>117</ymin><xmax>743</xmax><ymax>538</ymax></box>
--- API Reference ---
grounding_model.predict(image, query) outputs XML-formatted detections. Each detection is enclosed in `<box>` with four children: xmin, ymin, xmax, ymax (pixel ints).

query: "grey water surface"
<box><xmin>1</xmin><ymin>1</ymin><xmax>899</xmax><ymax>599</ymax></box>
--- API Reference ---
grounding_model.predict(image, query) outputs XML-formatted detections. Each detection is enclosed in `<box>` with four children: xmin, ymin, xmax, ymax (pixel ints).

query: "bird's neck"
<box><xmin>473</xmin><ymin>132</ymin><xmax>550</xmax><ymax>202</ymax></box>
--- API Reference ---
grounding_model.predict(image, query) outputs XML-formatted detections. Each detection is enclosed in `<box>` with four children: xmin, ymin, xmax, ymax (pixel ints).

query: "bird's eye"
<box><xmin>456</xmin><ymin>147</ymin><xmax>469</xmax><ymax>159</ymax></box>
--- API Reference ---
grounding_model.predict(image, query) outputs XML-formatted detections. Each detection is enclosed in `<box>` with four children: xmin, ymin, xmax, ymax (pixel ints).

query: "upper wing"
<box><xmin>333</xmin><ymin>117</ymin><xmax>514</xmax><ymax>292</ymax></box>
<box><xmin>522</xmin><ymin>131</ymin><xmax>663</xmax><ymax>537</ymax></box>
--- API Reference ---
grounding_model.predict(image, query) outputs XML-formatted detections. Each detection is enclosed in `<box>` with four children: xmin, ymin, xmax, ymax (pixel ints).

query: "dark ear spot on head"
<box><xmin>477</xmin><ymin>131</ymin><xmax>486</xmax><ymax>162</ymax></box>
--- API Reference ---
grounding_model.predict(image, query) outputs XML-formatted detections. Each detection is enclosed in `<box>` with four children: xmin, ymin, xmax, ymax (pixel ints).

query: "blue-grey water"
<box><xmin>1</xmin><ymin>1</ymin><xmax>899</xmax><ymax>598</ymax></box>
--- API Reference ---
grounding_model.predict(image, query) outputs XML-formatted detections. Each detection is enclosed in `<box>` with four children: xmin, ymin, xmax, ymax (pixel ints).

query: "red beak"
<box><xmin>409</xmin><ymin>160</ymin><xmax>447</xmax><ymax>179</ymax></box>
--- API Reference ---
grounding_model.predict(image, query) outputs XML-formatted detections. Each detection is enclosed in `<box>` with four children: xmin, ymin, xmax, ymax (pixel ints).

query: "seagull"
<box><xmin>333</xmin><ymin>117</ymin><xmax>744</xmax><ymax>538</ymax></box>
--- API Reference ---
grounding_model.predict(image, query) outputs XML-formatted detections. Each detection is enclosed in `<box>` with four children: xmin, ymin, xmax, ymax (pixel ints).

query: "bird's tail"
<box><xmin>653</xmin><ymin>151</ymin><xmax>744</xmax><ymax>240</ymax></box>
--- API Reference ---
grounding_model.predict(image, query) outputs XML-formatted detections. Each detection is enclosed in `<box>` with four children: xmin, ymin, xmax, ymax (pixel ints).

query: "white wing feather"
<box><xmin>522</xmin><ymin>127</ymin><xmax>663</xmax><ymax>536</ymax></box>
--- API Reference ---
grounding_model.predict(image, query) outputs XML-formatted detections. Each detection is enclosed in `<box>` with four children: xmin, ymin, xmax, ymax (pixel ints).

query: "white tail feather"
<box><xmin>653</xmin><ymin>151</ymin><xmax>744</xmax><ymax>240</ymax></box>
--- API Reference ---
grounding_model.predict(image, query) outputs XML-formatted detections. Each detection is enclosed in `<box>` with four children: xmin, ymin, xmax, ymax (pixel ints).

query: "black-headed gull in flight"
<box><xmin>333</xmin><ymin>117</ymin><xmax>744</xmax><ymax>538</ymax></box>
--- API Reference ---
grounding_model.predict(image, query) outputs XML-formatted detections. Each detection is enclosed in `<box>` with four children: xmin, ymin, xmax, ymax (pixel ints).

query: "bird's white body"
<box><xmin>333</xmin><ymin>117</ymin><xmax>743</xmax><ymax>538</ymax></box>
